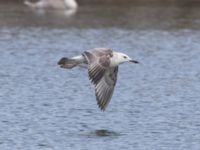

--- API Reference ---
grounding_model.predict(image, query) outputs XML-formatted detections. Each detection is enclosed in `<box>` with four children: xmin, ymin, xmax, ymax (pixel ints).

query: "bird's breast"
<box><xmin>109</xmin><ymin>53</ymin><xmax>121</xmax><ymax>67</ymax></box>
<box><xmin>109</xmin><ymin>57</ymin><xmax>120</xmax><ymax>67</ymax></box>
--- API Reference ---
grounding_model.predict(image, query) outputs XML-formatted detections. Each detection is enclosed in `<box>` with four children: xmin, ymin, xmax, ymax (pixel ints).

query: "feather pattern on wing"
<box><xmin>95</xmin><ymin>67</ymin><xmax>118</xmax><ymax>110</ymax></box>
<box><xmin>82</xmin><ymin>48</ymin><xmax>113</xmax><ymax>84</ymax></box>
<box><xmin>82</xmin><ymin>48</ymin><xmax>118</xmax><ymax>110</ymax></box>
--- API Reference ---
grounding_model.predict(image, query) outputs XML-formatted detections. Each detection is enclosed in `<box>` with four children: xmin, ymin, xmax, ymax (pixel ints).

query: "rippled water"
<box><xmin>0</xmin><ymin>1</ymin><xmax>200</xmax><ymax>150</ymax></box>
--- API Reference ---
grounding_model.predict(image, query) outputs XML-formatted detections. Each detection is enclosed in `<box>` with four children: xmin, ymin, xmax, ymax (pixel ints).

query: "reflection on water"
<box><xmin>78</xmin><ymin>129</ymin><xmax>121</xmax><ymax>138</ymax></box>
<box><xmin>0</xmin><ymin>1</ymin><xmax>200</xmax><ymax>150</ymax></box>
<box><xmin>94</xmin><ymin>129</ymin><xmax>121</xmax><ymax>137</ymax></box>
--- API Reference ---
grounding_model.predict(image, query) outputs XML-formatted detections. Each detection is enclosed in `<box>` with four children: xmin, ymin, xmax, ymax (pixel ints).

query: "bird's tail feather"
<box><xmin>58</xmin><ymin>55</ymin><xmax>85</xmax><ymax>69</ymax></box>
<box><xmin>58</xmin><ymin>57</ymin><xmax>78</xmax><ymax>69</ymax></box>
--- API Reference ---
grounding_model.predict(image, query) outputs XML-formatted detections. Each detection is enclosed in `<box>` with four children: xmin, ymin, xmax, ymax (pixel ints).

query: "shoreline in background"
<box><xmin>0</xmin><ymin>0</ymin><xmax>200</xmax><ymax>30</ymax></box>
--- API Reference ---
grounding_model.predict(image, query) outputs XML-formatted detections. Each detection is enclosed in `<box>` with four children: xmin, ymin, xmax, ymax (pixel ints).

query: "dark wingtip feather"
<box><xmin>97</xmin><ymin>98</ymin><xmax>106</xmax><ymax>111</ymax></box>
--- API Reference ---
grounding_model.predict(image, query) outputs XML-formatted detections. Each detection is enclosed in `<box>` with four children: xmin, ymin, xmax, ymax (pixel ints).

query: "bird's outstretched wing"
<box><xmin>82</xmin><ymin>49</ymin><xmax>118</xmax><ymax>110</ymax></box>
<box><xmin>95</xmin><ymin>67</ymin><xmax>118</xmax><ymax>110</ymax></box>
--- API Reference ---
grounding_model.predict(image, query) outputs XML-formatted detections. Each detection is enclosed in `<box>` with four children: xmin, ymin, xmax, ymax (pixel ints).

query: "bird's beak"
<box><xmin>129</xmin><ymin>59</ymin><xmax>139</xmax><ymax>63</ymax></box>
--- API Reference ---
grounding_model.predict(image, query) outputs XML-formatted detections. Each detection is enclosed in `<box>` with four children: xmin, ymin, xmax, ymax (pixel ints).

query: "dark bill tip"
<box><xmin>129</xmin><ymin>60</ymin><xmax>139</xmax><ymax>63</ymax></box>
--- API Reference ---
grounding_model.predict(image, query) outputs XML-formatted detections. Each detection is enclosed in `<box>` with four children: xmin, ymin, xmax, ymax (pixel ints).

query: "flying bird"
<box><xmin>58</xmin><ymin>48</ymin><xmax>139</xmax><ymax>111</ymax></box>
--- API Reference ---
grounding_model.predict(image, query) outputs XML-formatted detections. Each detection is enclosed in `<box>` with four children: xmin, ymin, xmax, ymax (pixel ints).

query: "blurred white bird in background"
<box><xmin>24</xmin><ymin>0</ymin><xmax>78</xmax><ymax>10</ymax></box>
<box><xmin>24</xmin><ymin>0</ymin><xmax>78</xmax><ymax>16</ymax></box>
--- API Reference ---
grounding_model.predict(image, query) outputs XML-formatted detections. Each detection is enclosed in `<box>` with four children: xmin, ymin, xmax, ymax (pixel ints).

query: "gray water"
<box><xmin>0</xmin><ymin>2</ymin><xmax>200</xmax><ymax>150</ymax></box>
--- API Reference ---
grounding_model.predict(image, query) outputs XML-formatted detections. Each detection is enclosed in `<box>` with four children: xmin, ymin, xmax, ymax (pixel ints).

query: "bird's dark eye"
<box><xmin>123</xmin><ymin>56</ymin><xmax>127</xmax><ymax>59</ymax></box>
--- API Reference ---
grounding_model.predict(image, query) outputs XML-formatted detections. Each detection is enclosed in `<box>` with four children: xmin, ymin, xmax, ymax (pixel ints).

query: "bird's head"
<box><xmin>117</xmin><ymin>53</ymin><xmax>139</xmax><ymax>64</ymax></box>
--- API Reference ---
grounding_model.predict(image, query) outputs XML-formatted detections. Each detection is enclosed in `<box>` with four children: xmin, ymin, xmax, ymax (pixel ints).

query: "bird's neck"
<box><xmin>110</xmin><ymin>52</ymin><xmax>123</xmax><ymax>67</ymax></box>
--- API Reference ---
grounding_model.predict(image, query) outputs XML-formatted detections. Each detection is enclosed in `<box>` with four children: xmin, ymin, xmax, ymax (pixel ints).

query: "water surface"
<box><xmin>0</xmin><ymin>1</ymin><xmax>200</xmax><ymax>150</ymax></box>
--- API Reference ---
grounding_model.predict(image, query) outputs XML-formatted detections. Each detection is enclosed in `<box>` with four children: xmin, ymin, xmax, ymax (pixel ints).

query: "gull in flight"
<box><xmin>58</xmin><ymin>48</ymin><xmax>139</xmax><ymax>111</ymax></box>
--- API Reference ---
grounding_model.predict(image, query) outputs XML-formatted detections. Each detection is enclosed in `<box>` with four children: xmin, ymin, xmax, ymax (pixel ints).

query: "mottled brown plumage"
<box><xmin>58</xmin><ymin>48</ymin><xmax>139</xmax><ymax>111</ymax></box>
<box><xmin>82</xmin><ymin>49</ymin><xmax>118</xmax><ymax>110</ymax></box>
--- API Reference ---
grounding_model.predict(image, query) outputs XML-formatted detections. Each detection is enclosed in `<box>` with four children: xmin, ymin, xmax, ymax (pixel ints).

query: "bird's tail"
<box><xmin>58</xmin><ymin>55</ymin><xmax>84</xmax><ymax>69</ymax></box>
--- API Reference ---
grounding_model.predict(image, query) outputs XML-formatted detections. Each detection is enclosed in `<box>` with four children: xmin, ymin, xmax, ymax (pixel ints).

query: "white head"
<box><xmin>116</xmin><ymin>52</ymin><xmax>139</xmax><ymax>65</ymax></box>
